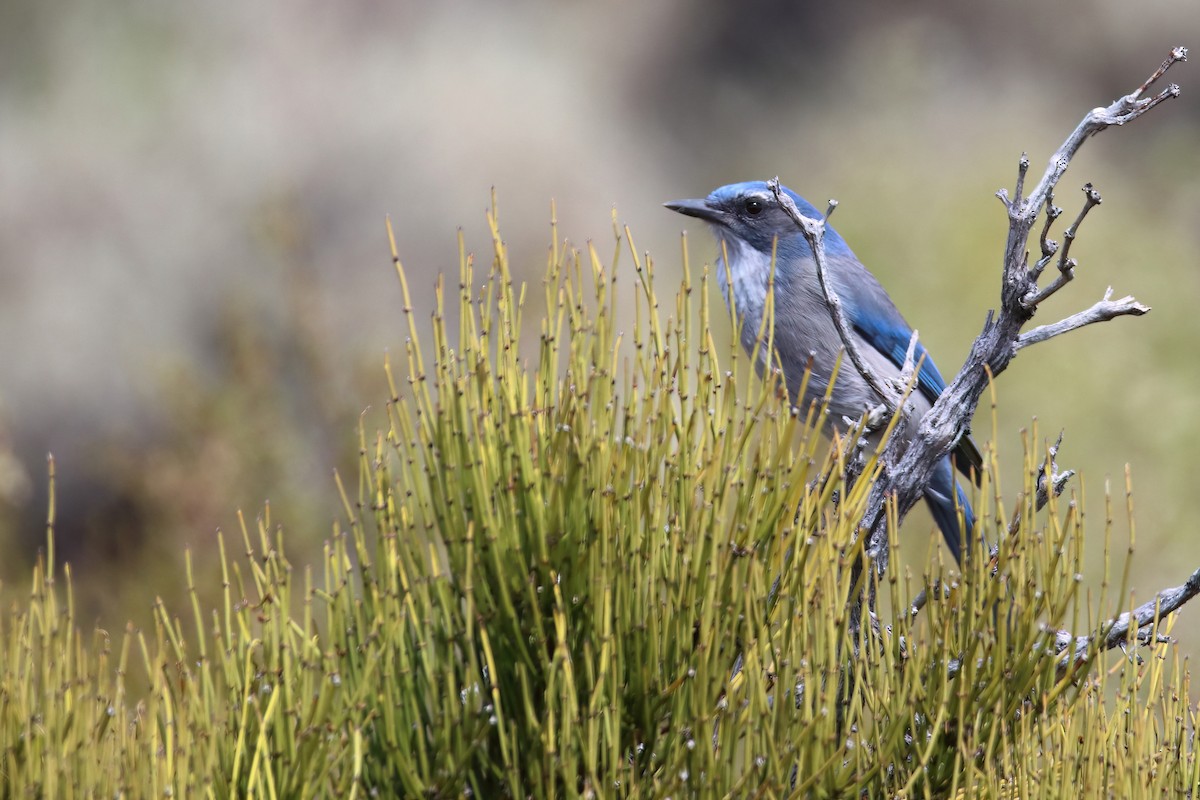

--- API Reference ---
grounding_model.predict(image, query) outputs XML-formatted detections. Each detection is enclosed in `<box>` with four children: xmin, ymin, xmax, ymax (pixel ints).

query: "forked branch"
<box><xmin>862</xmin><ymin>47</ymin><xmax>1186</xmax><ymax>580</ymax></box>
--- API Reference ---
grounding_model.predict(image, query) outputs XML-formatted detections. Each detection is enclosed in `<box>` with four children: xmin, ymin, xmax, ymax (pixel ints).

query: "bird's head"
<box><xmin>665</xmin><ymin>181</ymin><xmax>841</xmax><ymax>257</ymax></box>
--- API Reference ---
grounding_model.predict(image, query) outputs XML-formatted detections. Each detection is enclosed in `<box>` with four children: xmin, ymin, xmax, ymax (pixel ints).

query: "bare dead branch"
<box><xmin>1033</xmin><ymin>193</ymin><xmax>1063</xmax><ymax>277</ymax></box>
<box><xmin>1062</xmin><ymin>564</ymin><xmax>1200</xmax><ymax>664</ymax></box>
<box><xmin>938</xmin><ymin>565</ymin><xmax>1198</xmax><ymax>682</ymax></box>
<box><xmin>1025</xmin><ymin>184</ymin><xmax>1103</xmax><ymax>307</ymax></box>
<box><xmin>896</xmin><ymin>330</ymin><xmax>921</xmax><ymax>392</ymax></box>
<box><xmin>1034</xmin><ymin>430</ymin><xmax>1075</xmax><ymax>511</ymax></box>
<box><xmin>767</xmin><ymin>178</ymin><xmax>909</xmax><ymax>425</ymax></box>
<box><xmin>859</xmin><ymin>48</ymin><xmax>1186</xmax><ymax>577</ymax></box>
<box><xmin>1058</xmin><ymin>184</ymin><xmax>1103</xmax><ymax>274</ymax></box>
<box><xmin>1013</xmin><ymin>152</ymin><xmax>1031</xmax><ymax>205</ymax></box>
<box><xmin>999</xmin><ymin>430</ymin><xmax>1078</xmax><ymax>540</ymax></box>
<box><xmin>1003</xmin><ymin>47</ymin><xmax>1185</xmax><ymax>218</ymax></box>
<box><xmin>1017</xmin><ymin>288</ymin><xmax>1151</xmax><ymax>350</ymax></box>
<box><xmin>876</xmin><ymin>551</ymin><xmax>1195</xmax><ymax>687</ymax></box>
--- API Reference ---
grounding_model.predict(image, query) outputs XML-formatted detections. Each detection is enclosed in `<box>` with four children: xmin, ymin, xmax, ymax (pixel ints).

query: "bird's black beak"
<box><xmin>664</xmin><ymin>197</ymin><xmax>724</xmax><ymax>224</ymax></box>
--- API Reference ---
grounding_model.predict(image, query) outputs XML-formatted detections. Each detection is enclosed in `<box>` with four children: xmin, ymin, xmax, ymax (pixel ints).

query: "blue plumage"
<box><xmin>667</xmin><ymin>180</ymin><xmax>980</xmax><ymax>561</ymax></box>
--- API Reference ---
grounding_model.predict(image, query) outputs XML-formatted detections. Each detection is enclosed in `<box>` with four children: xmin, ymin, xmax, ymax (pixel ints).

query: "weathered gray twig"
<box><xmin>860</xmin><ymin>47</ymin><xmax>1187</xmax><ymax>576</ymax></box>
<box><xmin>1057</xmin><ymin>565</ymin><xmax>1200</xmax><ymax>666</ymax></box>
<box><xmin>768</xmin><ymin>179</ymin><xmax>909</xmax><ymax>425</ymax></box>
<box><xmin>944</xmin><ymin>565</ymin><xmax>1200</xmax><ymax>681</ymax></box>
<box><xmin>1033</xmin><ymin>430</ymin><xmax>1075</xmax><ymax>512</ymax></box>
<box><xmin>1017</xmin><ymin>288</ymin><xmax>1151</xmax><ymax>349</ymax></box>
<box><xmin>1025</xmin><ymin>183</ymin><xmax>1103</xmax><ymax>306</ymax></box>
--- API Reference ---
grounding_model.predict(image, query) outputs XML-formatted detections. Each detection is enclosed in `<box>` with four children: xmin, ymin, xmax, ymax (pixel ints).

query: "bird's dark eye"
<box><xmin>744</xmin><ymin>198</ymin><xmax>763</xmax><ymax>215</ymax></box>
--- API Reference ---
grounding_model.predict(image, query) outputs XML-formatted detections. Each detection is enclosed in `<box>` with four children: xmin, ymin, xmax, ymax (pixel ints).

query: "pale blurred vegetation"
<box><xmin>0</xmin><ymin>1</ymin><xmax>1197</xmax><ymax>659</ymax></box>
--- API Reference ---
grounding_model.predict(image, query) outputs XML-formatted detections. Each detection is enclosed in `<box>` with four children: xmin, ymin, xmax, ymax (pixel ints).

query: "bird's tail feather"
<box><xmin>924</xmin><ymin>456</ymin><xmax>977</xmax><ymax>563</ymax></box>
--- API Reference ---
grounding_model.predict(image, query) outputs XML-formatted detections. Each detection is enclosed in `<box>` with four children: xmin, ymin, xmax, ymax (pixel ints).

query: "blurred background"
<box><xmin>1</xmin><ymin>2</ymin><xmax>1197</xmax><ymax>656</ymax></box>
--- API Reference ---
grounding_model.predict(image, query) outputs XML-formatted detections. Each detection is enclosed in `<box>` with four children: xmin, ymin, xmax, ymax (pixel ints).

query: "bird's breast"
<box><xmin>714</xmin><ymin>241</ymin><xmax>899</xmax><ymax>424</ymax></box>
<box><xmin>715</xmin><ymin>239</ymin><xmax>775</xmax><ymax>331</ymax></box>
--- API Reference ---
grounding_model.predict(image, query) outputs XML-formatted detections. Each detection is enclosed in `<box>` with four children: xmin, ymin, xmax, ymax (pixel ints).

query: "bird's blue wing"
<box><xmin>827</xmin><ymin>250</ymin><xmax>948</xmax><ymax>406</ymax></box>
<box><xmin>832</xmin><ymin>250</ymin><xmax>983</xmax><ymax>482</ymax></box>
<box><xmin>852</xmin><ymin>312</ymin><xmax>948</xmax><ymax>405</ymax></box>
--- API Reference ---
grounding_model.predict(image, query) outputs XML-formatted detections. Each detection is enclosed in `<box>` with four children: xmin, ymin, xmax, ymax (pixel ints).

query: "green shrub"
<box><xmin>1</xmin><ymin>208</ymin><xmax>1196</xmax><ymax>797</ymax></box>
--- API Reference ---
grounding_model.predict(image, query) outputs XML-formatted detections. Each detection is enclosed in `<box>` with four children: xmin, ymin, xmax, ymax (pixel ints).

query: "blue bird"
<box><xmin>666</xmin><ymin>180</ymin><xmax>981</xmax><ymax>561</ymax></box>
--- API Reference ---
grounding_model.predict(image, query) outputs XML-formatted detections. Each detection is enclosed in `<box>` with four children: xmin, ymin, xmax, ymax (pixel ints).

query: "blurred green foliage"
<box><xmin>0</xmin><ymin>215</ymin><xmax>1196</xmax><ymax>796</ymax></box>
